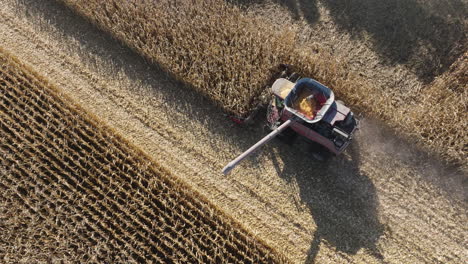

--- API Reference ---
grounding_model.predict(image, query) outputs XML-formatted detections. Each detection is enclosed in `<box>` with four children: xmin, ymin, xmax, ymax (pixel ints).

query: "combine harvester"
<box><xmin>223</xmin><ymin>70</ymin><xmax>359</xmax><ymax>175</ymax></box>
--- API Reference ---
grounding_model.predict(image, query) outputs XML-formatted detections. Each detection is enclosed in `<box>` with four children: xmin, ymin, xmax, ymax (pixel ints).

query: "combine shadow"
<box><xmin>266</xmin><ymin>136</ymin><xmax>384</xmax><ymax>262</ymax></box>
<box><xmin>230</xmin><ymin>0</ymin><xmax>467</xmax><ymax>82</ymax></box>
<box><xmin>320</xmin><ymin>0</ymin><xmax>467</xmax><ymax>81</ymax></box>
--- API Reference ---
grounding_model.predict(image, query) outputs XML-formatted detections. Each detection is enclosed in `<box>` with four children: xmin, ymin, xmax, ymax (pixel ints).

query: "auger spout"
<box><xmin>222</xmin><ymin>119</ymin><xmax>293</xmax><ymax>175</ymax></box>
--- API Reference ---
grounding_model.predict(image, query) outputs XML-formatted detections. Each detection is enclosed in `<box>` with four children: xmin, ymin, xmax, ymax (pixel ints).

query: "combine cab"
<box><xmin>223</xmin><ymin>73</ymin><xmax>358</xmax><ymax>175</ymax></box>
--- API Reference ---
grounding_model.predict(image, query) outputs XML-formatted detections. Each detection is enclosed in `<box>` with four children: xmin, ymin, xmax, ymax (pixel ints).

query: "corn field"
<box><xmin>58</xmin><ymin>0</ymin><xmax>467</xmax><ymax>166</ymax></box>
<box><xmin>0</xmin><ymin>49</ymin><xmax>287</xmax><ymax>263</ymax></box>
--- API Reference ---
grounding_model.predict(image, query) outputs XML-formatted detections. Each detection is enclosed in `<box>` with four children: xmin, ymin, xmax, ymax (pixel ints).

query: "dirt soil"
<box><xmin>1</xmin><ymin>0</ymin><xmax>466</xmax><ymax>263</ymax></box>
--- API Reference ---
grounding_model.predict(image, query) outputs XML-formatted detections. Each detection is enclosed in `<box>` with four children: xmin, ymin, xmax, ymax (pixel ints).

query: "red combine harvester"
<box><xmin>223</xmin><ymin>72</ymin><xmax>359</xmax><ymax>175</ymax></box>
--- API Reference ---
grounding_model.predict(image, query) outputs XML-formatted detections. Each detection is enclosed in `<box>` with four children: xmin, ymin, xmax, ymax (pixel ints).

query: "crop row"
<box><xmin>0</xmin><ymin>49</ymin><xmax>287</xmax><ymax>263</ymax></box>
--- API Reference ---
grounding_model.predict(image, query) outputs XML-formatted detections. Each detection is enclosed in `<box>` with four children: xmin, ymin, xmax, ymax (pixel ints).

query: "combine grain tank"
<box><xmin>223</xmin><ymin>74</ymin><xmax>359</xmax><ymax>175</ymax></box>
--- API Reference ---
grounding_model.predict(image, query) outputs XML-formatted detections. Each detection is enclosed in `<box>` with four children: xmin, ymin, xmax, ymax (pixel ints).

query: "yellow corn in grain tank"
<box><xmin>294</xmin><ymin>90</ymin><xmax>316</xmax><ymax>118</ymax></box>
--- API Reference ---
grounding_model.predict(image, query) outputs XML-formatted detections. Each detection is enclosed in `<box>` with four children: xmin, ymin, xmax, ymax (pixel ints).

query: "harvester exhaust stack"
<box><xmin>222</xmin><ymin>119</ymin><xmax>293</xmax><ymax>175</ymax></box>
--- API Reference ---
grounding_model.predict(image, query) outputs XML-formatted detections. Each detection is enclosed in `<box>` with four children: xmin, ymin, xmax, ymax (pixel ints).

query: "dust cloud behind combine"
<box><xmin>357</xmin><ymin>118</ymin><xmax>466</xmax><ymax>202</ymax></box>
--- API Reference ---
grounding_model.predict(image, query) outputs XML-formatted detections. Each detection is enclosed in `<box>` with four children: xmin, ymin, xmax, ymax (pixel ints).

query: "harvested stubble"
<box><xmin>0</xmin><ymin>49</ymin><xmax>288</xmax><ymax>263</ymax></box>
<box><xmin>58</xmin><ymin>0</ymin><xmax>466</xmax><ymax>165</ymax></box>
